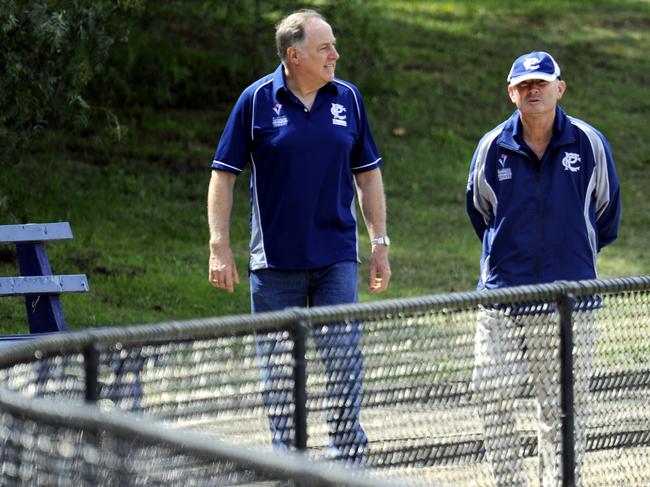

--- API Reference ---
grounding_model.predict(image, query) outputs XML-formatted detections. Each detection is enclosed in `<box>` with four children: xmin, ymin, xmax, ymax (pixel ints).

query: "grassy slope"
<box><xmin>366</xmin><ymin>0</ymin><xmax>650</xmax><ymax>292</ymax></box>
<box><xmin>1</xmin><ymin>0</ymin><xmax>648</xmax><ymax>332</ymax></box>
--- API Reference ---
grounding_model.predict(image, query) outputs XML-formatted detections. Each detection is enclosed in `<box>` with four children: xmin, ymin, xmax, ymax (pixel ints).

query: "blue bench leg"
<box><xmin>16</xmin><ymin>242</ymin><xmax>68</xmax><ymax>333</ymax></box>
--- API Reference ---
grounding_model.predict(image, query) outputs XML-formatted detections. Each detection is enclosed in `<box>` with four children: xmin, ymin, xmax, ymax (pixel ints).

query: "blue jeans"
<box><xmin>250</xmin><ymin>261</ymin><xmax>367</xmax><ymax>463</ymax></box>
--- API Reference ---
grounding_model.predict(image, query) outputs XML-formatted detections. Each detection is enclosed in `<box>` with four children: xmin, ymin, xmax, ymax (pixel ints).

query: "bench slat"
<box><xmin>0</xmin><ymin>222</ymin><xmax>73</xmax><ymax>244</ymax></box>
<box><xmin>0</xmin><ymin>275</ymin><xmax>89</xmax><ymax>296</ymax></box>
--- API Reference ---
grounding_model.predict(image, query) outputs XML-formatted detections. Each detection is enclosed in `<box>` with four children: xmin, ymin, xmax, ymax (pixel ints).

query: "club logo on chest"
<box><xmin>331</xmin><ymin>103</ymin><xmax>347</xmax><ymax>126</ymax></box>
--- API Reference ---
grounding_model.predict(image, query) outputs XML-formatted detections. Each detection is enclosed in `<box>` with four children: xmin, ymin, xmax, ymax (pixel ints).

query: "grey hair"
<box><xmin>275</xmin><ymin>9</ymin><xmax>325</xmax><ymax>61</ymax></box>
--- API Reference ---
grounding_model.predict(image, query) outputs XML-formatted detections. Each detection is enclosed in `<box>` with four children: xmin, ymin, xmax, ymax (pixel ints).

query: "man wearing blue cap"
<box><xmin>466</xmin><ymin>52</ymin><xmax>621</xmax><ymax>486</ymax></box>
<box><xmin>207</xmin><ymin>10</ymin><xmax>390</xmax><ymax>463</ymax></box>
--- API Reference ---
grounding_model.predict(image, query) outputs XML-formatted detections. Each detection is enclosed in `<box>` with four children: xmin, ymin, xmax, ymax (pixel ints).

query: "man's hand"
<box><xmin>368</xmin><ymin>244</ymin><xmax>391</xmax><ymax>293</ymax></box>
<box><xmin>208</xmin><ymin>243</ymin><xmax>240</xmax><ymax>293</ymax></box>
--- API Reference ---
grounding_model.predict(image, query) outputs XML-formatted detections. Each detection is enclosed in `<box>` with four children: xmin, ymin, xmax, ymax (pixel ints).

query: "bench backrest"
<box><xmin>0</xmin><ymin>222</ymin><xmax>89</xmax><ymax>334</ymax></box>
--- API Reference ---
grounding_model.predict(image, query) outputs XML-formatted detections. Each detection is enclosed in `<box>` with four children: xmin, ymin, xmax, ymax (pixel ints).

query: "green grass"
<box><xmin>1</xmin><ymin>0</ymin><xmax>649</xmax><ymax>332</ymax></box>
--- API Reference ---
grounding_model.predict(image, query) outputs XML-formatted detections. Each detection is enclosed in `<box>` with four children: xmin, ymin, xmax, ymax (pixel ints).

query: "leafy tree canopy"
<box><xmin>0</xmin><ymin>0</ymin><xmax>140</xmax><ymax>155</ymax></box>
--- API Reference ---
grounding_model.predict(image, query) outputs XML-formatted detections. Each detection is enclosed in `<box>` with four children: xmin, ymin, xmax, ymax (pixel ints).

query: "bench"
<box><xmin>0</xmin><ymin>224</ymin><xmax>143</xmax><ymax>408</ymax></box>
<box><xmin>0</xmin><ymin>222</ymin><xmax>89</xmax><ymax>340</ymax></box>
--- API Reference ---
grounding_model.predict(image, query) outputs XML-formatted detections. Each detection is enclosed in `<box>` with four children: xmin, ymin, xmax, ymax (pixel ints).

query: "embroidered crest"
<box><xmin>331</xmin><ymin>103</ymin><xmax>347</xmax><ymax>126</ymax></box>
<box><xmin>523</xmin><ymin>56</ymin><xmax>542</xmax><ymax>71</ymax></box>
<box><xmin>562</xmin><ymin>152</ymin><xmax>581</xmax><ymax>172</ymax></box>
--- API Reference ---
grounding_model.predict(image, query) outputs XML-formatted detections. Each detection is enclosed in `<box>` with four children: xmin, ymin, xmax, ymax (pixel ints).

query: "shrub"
<box><xmin>0</xmin><ymin>0</ymin><xmax>140</xmax><ymax>157</ymax></box>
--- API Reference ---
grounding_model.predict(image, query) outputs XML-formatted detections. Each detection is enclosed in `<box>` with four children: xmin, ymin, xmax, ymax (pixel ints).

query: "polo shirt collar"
<box><xmin>271</xmin><ymin>64</ymin><xmax>287</xmax><ymax>98</ymax></box>
<box><xmin>271</xmin><ymin>64</ymin><xmax>340</xmax><ymax>101</ymax></box>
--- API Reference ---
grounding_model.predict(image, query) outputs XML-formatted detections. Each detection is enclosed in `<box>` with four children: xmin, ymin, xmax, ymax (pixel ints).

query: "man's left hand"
<box><xmin>368</xmin><ymin>245</ymin><xmax>391</xmax><ymax>293</ymax></box>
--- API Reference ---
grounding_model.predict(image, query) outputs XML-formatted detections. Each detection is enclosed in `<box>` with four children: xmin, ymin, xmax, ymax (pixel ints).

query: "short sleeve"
<box><xmin>211</xmin><ymin>90</ymin><xmax>253</xmax><ymax>175</ymax></box>
<box><xmin>346</xmin><ymin>84</ymin><xmax>382</xmax><ymax>174</ymax></box>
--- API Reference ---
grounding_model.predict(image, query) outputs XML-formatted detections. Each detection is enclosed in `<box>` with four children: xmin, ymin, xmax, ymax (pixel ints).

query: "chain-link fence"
<box><xmin>0</xmin><ymin>276</ymin><xmax>649</xmax><ymax>486</ymax></box>
<box><xmin>0</xmin><ymin>386</ymin><xmax>404</xmax><ymax>487</ymax></box>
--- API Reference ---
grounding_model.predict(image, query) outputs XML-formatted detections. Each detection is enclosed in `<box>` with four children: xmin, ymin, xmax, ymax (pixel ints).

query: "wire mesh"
<box><xmin>0</xmin><ymin>277</ymin><xmax>648</xmax><ymax>486</ymax></box>
<box><xmin>0</xmin><ymin>388</ymin><xmax>403</xmax><ymax>487</ymax></box>
<box><xmin>582</xmin><ymin>289</ymin><xmax>650</xmax><ymax>486</ymax></box>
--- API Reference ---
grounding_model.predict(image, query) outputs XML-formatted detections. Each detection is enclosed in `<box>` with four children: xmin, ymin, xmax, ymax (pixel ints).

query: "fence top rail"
<box><xmin>0</xmin><ymin>385</ymin><xmax>410</xmax><ymax>487</ymax></box>
<box><xmin>0</xmin><ymin>275</ymin><xmax>648</xmax><ymax>369</ymax></box>
<box><xmin>0</xmin><ymin>222</ymin><xmax>73</xmax><ymax>244</ymax></box>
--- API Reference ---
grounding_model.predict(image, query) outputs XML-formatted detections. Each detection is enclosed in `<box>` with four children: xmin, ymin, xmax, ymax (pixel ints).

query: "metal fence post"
<box><xmin>84</xmin><ymin>342</ymin><xmax>99</xmax><ymax>404</ymax></box>
<box><xmin>559</xmin><ymin>290</ymin><xmax>576</xmax><ymax>487</ymax></box>
<box><xmin>292</xmin><ymin>319</ymin><xmax>309</xmax><ymax>452</ymax></box>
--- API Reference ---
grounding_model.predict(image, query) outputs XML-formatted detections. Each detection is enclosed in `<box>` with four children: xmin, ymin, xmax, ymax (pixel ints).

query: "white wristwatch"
<box><xmin>371</xmin><ymin>235</ymin><xmax>391</xmax><ymax>246</ymax></box>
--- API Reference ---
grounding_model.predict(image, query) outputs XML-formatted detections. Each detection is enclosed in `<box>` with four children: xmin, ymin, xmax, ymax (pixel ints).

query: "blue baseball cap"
<box><xmin>507</xmin><ymin>51</ymin><xmax>561</xmax><ymax>86</ymax></box>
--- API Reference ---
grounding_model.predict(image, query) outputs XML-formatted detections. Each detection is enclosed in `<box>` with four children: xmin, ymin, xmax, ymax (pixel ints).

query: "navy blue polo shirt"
<box><xmin>212</xmin><ymin>64</ymin><xmax>382</xmax><ymax>270</ymax></box>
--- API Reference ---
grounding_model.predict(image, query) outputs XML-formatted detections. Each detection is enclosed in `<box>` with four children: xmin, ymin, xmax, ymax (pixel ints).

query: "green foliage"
<box><xmin>318</xmin><ymin>0</ymin><xmax>392</xmax><ymax>96</ymax></box>
<box><xmin>0</xmin><ymin>0</ymin><xmax>139</xmax><ymax>156</ymax></box>
<box><xmin>87</xmin><ymin>0</ymin><xmax>391</xmax><ymax>111</ymax></box>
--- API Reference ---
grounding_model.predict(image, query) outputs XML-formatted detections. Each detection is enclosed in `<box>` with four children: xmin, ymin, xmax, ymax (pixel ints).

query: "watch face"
<box><xmin>373</xmin><ymin>236</ymin><xmax>390</xmax><ymax>246</ymax></box>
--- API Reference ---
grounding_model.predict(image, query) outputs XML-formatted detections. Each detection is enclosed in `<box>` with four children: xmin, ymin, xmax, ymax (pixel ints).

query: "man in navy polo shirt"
<box><xmin>207</xmin><ymin>9</ymin><xmax>390</xmax><ymax>462</ymax></box>
<box><xmin>466</xmin><ymin>52</ymin><xmax>621</xmax><ymax>486</ymax></box>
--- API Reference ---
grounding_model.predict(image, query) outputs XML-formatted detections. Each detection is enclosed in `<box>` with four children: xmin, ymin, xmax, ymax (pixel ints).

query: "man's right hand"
<box><xmin>208</xmin><ymin>244</ymin><xmax>240</xmax><ymax>293</ymax></box>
